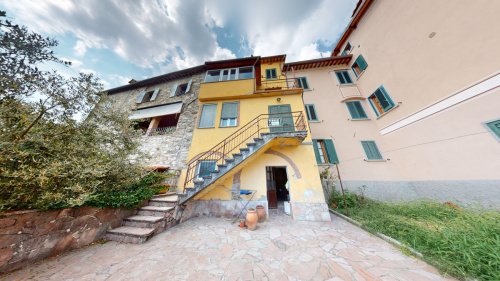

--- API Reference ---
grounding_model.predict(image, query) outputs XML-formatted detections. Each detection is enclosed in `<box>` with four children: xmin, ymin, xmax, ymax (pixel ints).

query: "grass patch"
<box><xmin>329</xmin><ymin>191</ymin><xmax>500</xmax><ymax>281</ymax></box>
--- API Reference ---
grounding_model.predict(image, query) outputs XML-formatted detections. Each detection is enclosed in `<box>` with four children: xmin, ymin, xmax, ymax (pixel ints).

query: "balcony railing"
<box><xmin>143</xmin><ymin>126</ymin><xmax>176</xmax><ymax>136</ymax></box>
<box><xmin>259</xmin><ymin>78</ymin><xmax>300</xmax><ymax>90</ymax></box>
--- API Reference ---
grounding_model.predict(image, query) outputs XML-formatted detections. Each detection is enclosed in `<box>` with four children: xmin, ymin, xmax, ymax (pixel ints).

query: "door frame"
<box><xmin>266</xmin><ymin>166</ymin><xmax>289</xmax><ymax>209</ymax></box>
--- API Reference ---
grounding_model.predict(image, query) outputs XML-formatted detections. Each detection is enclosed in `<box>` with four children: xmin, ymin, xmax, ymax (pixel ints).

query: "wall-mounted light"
<box><xmin>276</xmin><ymin>98</ymin><xmax>281</xmax><ymax>102</ymax></box>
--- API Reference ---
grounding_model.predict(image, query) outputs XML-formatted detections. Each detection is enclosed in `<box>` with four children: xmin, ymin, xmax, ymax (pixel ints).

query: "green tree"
<box><xmin>0</xmin><ymin>11</ymin><xmax>153</xmax><ymax>210</ymax></box>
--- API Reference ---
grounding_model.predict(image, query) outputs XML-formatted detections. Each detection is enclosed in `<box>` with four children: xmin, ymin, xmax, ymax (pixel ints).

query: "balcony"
<box><xmin>258</xmin><ymin>78</ymin><xmax>300</xmax><ymax>90</ymax></box>
<box><xmin>337</xmin><ymin>84</ymin><xmax>364</xmax><ymax>101</ymax></box>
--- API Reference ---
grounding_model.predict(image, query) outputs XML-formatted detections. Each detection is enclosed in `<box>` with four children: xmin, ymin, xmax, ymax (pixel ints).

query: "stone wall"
<box><xmin>0</xmin><ymin>207</ymin><xmax>134</xmax><ymax>274</ymax></box>
<box><xmin>180</xmin><ymin>200</ymin><xmax>269</xmax><ymax>222</ymax></box>
<box><xmin>107</xmin><ymin>73</ymin><xmax>203</xmax><ymax>170</ymax></box>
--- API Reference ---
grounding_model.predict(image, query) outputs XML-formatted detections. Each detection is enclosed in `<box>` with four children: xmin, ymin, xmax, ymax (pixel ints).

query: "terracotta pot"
<box><xmin>239</xmin><ymin>219</ymin><xmax>246</xmax><ymax>228</ymax></box>
<box><xmin>256</xmin><ymin>205</ymin><xmax>266</xmax><ymax>222</ymax></box>
<box><xmin>245</xmin><ymin>208</ymin><xmax>258</xmax><ymax>231</ymax></box>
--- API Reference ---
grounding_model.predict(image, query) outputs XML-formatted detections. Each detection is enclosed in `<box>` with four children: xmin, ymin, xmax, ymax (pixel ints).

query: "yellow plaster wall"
<box><xmin>198</xmin><ymin>79</ymin><xmax>255</xmax><ymax>101</ymax></box>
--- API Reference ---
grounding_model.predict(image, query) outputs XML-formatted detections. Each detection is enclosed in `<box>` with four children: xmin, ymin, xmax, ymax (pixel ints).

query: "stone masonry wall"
<box><xmin>107</xmin><ymin>73</ymin><xmax>204</xmax><ymax>170</ymax></box>
<box><xmin>0</xmin><ymin>207</ymin><xmax>134</xmax><ymax>274</ymax></box>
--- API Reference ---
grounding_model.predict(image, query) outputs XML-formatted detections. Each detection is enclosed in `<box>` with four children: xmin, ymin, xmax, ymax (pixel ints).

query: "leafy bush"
<box><xmin>88</xmin><ymin>172</ymin><xmax>167</xmax><ymax>209</ymax></box>
<box><xmin>328</xmin><ymin>189</ymin><xmax>367</xmax><ymax>210</ymax></box>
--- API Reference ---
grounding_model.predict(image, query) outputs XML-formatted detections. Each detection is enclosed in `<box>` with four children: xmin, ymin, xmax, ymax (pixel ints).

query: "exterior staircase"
<box><xmin>105</xmin><ymin>111</ymin><xmax>307</xmax><ymax>243</ymax></box>
<box><xmin>106</xmin><ymin>192</ymin><xmax>179</xmax><ymax>244</ymax></box>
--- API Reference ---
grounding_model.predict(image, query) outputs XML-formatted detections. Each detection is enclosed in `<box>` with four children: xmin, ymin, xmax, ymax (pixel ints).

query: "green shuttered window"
<box><xmin>352</xmin><ymin>55</ymin><xmax>368</xmax><ymax>77</ymax></box>
<box><xmin>368</xmin><ymin>86</ymin><xmax>396</xmax><ymax>116</ymax></box>
<box><xmin>197</xmin><ymin>161</ymin><xmax>216</xmax><ymax>178</ymax></box>
<box><xmin>305</xmin><ymin>104</ymin><xmax>318</xmax><ymax>121</ymax></box>
<box><xmin>296</xmin><ymin>77</ymin><xmax>309</xmax><ymax>89</ymax></box>
<box><xmin>220</xmin><ymin>102</ymin><xmax>238</xmax><ymax>127</ymax></box>
<box><xmin>199</xmin><ymin>104</ymin><xmax>217</xmax><ymax>128</ymax></box>
<box><xmin>346</xmin><ymin>101</ymin><xmax>368</xmax><ymax>119</ymax></box>
<box><xmin>361</xmin><ymin>141</ymin><xmax>383</xmax><ymax>160</ymax></box>
<box><xmin>335</xmin><ymin>70</ymin><xmax>353</xmax><ymax>84</ymax></box>
<box><xmin>485</xmin><ymin>119</ymin><xmax>500</xmax><ymax>140</ymax></box>
<box><xmin>312</xmin><ymin>139</ymin><xmax>339</xmax><ymax>164</ymax></box>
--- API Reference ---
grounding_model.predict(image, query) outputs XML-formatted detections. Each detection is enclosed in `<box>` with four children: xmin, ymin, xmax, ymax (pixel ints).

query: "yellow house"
<box><xmin>177</xmin><ymin>55</ymin><xmax>330</xmax><ymax>221</ymax></box>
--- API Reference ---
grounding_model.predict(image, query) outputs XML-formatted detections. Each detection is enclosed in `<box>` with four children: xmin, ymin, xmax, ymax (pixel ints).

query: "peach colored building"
<box><xmin>283</xmin><ymin>0</ymin><xmax>500</xmax><ymax>208</ymax></box>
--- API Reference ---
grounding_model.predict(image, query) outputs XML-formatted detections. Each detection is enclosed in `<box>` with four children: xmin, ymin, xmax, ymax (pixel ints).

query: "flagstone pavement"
<box><xmin>3</xmin><ymin>213</ymin><xmax>456</xmax><ymax>281</ymax></box>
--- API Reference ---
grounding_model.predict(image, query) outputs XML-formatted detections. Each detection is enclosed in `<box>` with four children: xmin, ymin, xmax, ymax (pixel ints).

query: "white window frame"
<box><xmin>220</xmin><ymin>102</ymin><xmax>239</xmax><ymax>128</ymax></box>
<box><xmin>198</xmin><ymin>103</ymin><xmax>217</xmax><ymax>128</ymax></box>
<box><xmin>204</xmin><ymin>66</ymin><xmax>255</xmax><ymax>82</ymax></box>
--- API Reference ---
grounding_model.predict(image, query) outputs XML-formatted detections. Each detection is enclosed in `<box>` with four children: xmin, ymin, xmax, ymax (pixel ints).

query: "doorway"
<box><xmin>266</xmin><ymin>167</ymin><xmax>289</xmax><ymax>209</ymax></box>
<box><xmin>268</xmin><ymin>104</ymin><xmax>295</xmax><ymax>133</ymax></box>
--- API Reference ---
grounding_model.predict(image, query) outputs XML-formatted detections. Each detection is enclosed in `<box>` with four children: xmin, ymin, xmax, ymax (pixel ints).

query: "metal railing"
<box><xmin>183</xmin><ymin>111</ymin><xmax>307</xmax><ymax>189</ymax></box>
<box><xmin>259</xmin><ymin>78</ymin><xmax>300</xmax><ymax>90</ymax></box>
<box><xmin>144</xmin><ymin>126</ymin><xmax>176</xmax><ymax>136</ymax></box>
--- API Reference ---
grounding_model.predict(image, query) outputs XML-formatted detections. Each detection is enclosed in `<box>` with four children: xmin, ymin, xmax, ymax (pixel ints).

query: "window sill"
<box><xmin>349</xmin><ymin>118</ymin><xmax>370</xmax><ymax>121</ymax></box>
<box><xmin>219</xmin><ymin>125</ymin><xmax>238</xmax><ymax>128</ymax></box>
<box><xmin>375</xmin><ymin>104</ymin><xmax>399</xmax><ymax>119</ymax></box>
<box><xmin>364</xmin><ymin>159</ymin><xmax>386</xmax><ymax>162</ymax></box>
<box><xmin>308</xmin><ymin>120</ymin><xmax>321</xmax><ymax>123</ymax></box>
<box><xmin>316</xmin><ymin>163</ymin><xmax>336</xmax><ymax>166</ymax></box>
<box><xmin>198</xmin><ymin>126</ymin><xmax>215</xmax><ymax>129</ymax></box>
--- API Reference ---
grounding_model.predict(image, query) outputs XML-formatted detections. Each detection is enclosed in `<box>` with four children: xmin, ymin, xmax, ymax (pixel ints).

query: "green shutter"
<box><xmin>486</xmin><ymin>120</ymin><xmax>500</xmax><ymax>138</ymax></box>
<box><xmin>312</xmin><ymin>140</ymin><xmax>322</xmax><ymax>164</ymax></box>
<box><xmin>361</xmin><ymin>141</ymin><xmax>383</xmax><ymax>160</ymax></box>
<box><xmin>324</xmin><ymin>139</ymin><xmax>339</xmax><ymax>164</ymax></box>
<box><xmin>346</xmin><ymin>101</ymin><xmax>367</xmax><ymax>119</ymax></box>
<box><xmin>355</xmin><ymin>55</ymin><xmax>368</xmax><ymax>71</ymax></box>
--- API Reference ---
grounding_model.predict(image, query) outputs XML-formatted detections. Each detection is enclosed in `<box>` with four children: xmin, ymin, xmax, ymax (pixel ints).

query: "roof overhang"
<box><xmin>129</xmin><ymin>102</ymin><xmax>183</xmax><ymax>120</ymax></box>
<box><xmin>282</xmin><ymin>55</ymin><xmax>352</xmax><ymax>72</ymax></box>
<box><xmin>260</xmin><ymin>54</ymin><xmax>286</xmax><ymax>64</ymax></box>
<box><xmin>331</xmin><ymin>0</ymin><xmax>374</xmax><ymax>56</ymax></box>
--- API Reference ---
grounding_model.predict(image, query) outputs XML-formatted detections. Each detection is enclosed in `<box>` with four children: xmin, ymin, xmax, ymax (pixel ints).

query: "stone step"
<box><xmin>149</xmin><ymin>195</ymin><xmax>179</xmax><ymax>207</ymax></box>
<box><xmin>253</xmin><ymin>137</ymin><xmax>263</xmax><ymax>142</ymax></box>
<box><xmin>232</xmin><ymin>153</ymin><xmax>242</xmax><ymax>158</ymax></box>
<box><xmin>217</xmin><ymin>164</ymin><xmax>227</xmax><ymax>169</ymax></box>
<box><xmin>106</xmin><ymin>226</ymin><xmax>155</xmax><ymax>244</ymax></box>
<box><xmin>137</xmin><ymin>206</ymin><xmax>174</xmax><ymax>217</ymax></box>
<box><xmin>225</xmin><ymin>158</ymin><xmax>235</xmax><ymax>163</ymax></box>
<box><xmin>240</xmin><ymin>147</ymin><xmax>250</xmax><ymax>152</ymax></box>
<box><xmin>123</xmin><ymin>215</ymin><xmax>165</xmax><ymax>229</ymax></box>
<box><xmin>247</xmin><ymin>142</ymin><xmax>256</xmax><ymax>147</ymax></box>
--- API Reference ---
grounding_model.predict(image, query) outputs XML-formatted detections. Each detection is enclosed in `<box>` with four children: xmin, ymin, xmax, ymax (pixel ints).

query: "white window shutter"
<box><xmin>185</xmin><ymin>79</ymin><xmax>193</xmax><ymax>93</ymax></box>
<box><xmin>170</xmin><ymin>84</ymin><xmax>178</xmax><ymax>97</ymax></box>
<box><xmin>136</xmin><ymin>91</ymin><xmax>146</xmax><ymax>103</ymax></box>
<box><xmin>150</xmin><ymin>88</ymin><xmax>160</xmax><ymax>101</ymax></box>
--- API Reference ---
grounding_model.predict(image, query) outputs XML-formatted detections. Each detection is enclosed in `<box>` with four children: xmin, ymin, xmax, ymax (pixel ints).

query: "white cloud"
<box><xmin>3</xmin><ymin>0</ymin><xmax>355</xmax><ymax>76</ymax></box>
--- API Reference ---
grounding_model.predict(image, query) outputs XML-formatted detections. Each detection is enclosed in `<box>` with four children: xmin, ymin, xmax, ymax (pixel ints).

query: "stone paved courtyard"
<box><xmin>3</xmin><ymin>213</ymin><xmax>456</xmax><ymax>281</ymax></box>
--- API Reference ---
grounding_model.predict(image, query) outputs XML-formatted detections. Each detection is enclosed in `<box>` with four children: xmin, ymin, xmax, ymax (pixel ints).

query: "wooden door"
<box><xmin>266</xmin><ymin>167</ymin><xmax>277</xmax><ymax>208</ymax></box>
<box><xmin>268</xmin><ymin>104</ymin><xmax>294</xmax><ymax>133</ymax></box>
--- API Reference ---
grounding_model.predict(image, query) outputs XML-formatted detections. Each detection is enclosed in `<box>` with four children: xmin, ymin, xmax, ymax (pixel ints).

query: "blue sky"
<box><xmin>0</xmin><ymin>0</ymin><xmax>355</xmax><ymax>89</ymax></box>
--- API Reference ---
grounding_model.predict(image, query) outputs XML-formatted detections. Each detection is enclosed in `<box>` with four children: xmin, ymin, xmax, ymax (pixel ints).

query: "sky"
<box><xmin>0</xmin><ymin>0</ymin><xmax>356</xmax><ymax>89</ymax></box>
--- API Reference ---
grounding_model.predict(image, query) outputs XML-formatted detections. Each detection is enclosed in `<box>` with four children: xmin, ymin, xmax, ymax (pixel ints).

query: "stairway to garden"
<box><xmin>106</xmin><ymin>192</ymin><xmax>179</xmax><ymax>244</ymax></box>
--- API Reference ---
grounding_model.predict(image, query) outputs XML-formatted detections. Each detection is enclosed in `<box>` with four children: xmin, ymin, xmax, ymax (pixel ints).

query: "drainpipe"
<box><xmin>335</xmin><ymin>163</ymin><xmax>349</xmax><ymax>216</ymax></box>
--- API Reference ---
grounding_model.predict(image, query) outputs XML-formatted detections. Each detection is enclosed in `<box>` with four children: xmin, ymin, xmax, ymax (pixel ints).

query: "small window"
<box><xmin>205</xmin><ymin>70</ymin><xmax>221</xmax><ymax>82</ymax></box>
<box><xmin>305</xmin><ymin>104</ymin><xmax>319</xmax><ymax>121</ymax></box>
<box><xmin>368</xmin><ymin>86</ymin><xmax>396</xmax><ymax>116</ymax></box>
<box><xmin>265</xmin><ymin>68</ymin><xmax>277</xmax><ymax>79</ymax></box>
<box><xmin>136</xmin><ymin>88</ymin><xmax>159</xmax><ymax>104</ymax></box>
<box><xmin>220</xmin><ymin>102</ymin><xmax>239</xmax><ymax>127</ymax></box>
<box><xmin>296</xmin><ymin>77</ymin><xmax>309</xmax><ymax>89</ymax></box>
<box><xmin>351</xmin><ymin>55</ymin><xmax>368</xmax><ymax>78</ymax></box>
<box><xmin>197</xmin><ymin>160</ymin><xmax>216</xmax><ymax>178</ymax></box>
<box><xmin>361</xmin><ymin>141</ymin><xmax>383</xmax><ymax>160</ymax></box>
<box><xmin>485</xmin><ymin>119</ymin><xmax>500</xmax><ymax>140</ymax></box>
<box><xmin>346</xmin><ymin>101</ymin><xmax>368</xmax><ymax>119</ymax></box>
<box><xmin>341</xmin><ymin>42</ymin><xmax>352</xmax><ymax>56</ymax></box>
<box><xmin>312</xmin><ymin>139</ymin><xmax>339</xmax><ymax>164</ymax></box>
<box><xmin>335</xmin><ymin>70</ymin><xmax>353</xmax><ymax>84</ymax></box>
<box><xmin>238</xmin><ymin>67</ymin><xmax>254</xmax><ymax>79</ymax></box>
<box><xmin>199</xmin><ymin>104</ymin><xmax>217</xmax><ymax>128</ymax></box>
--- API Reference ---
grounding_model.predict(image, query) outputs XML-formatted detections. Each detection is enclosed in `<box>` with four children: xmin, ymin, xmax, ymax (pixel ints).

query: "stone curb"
<box><xmin>329</xmin><ymin>208</ymin><xmax>423</xmax><ymax>258</ymax></box>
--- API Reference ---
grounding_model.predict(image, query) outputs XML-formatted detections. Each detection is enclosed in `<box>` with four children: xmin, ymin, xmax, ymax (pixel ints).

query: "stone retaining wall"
<box><xmin>0</xmin><ymin>207</ymin><xmax>134</xmax><ymax>274</ymax></box>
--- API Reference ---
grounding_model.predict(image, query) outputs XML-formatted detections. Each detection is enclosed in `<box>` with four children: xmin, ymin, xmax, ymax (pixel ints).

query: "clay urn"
<box><xmin>256</xmin><ymin>205</ymin><xmax>266</xmax><ymax>222</ymax></box>
<box><xmin>245</xmin><ymin>208</ymin><xmax>258</xmax><ymax>231</ymax></box>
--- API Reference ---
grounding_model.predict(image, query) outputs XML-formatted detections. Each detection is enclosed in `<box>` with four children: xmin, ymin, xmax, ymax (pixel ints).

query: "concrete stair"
<box><xmin>106</xmin><ymin>193</ymin><xmax>179</xmax><ymax>244</ymax></box>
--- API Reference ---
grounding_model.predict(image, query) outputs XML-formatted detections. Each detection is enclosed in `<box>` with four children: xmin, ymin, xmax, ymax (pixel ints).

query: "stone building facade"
<box><xmin>106</xmin><ymin>66</ymin><xmax>205</xmax><ymax>170</ymax></box>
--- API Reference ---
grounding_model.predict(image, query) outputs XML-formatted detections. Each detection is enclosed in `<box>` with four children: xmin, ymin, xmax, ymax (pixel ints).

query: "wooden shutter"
<box><xmin>486</xmin><ymin>120</ymin><xmax>500</xmax><ymax>138</ymax></box>
<box><xmin>135</xmin><ymin>91</ymin><xmax>146</xmax><ymax>104</ymax></box>
<box><xmin>324</xmin><ymin>139</ymin><xmax>339</xmax><ymax>164</ymax></box>
<box><xmin>150</xmin><ymin>88</ymin><xmax>160</xmax><ymax>101</ymax></box>
<box><xmin>170</xmin><ymin>84</ymin><xmax>178</xmax><ymax>97</ymax></box>
<box><xmin>185</xmin><ymin>79</ymin><xmax>192</xmax><ymax>93</ymax></box>
<box><xmin>312</xmin><ymin>140</ymin><xmax>322</xmax><ymax>164</ymax></box>
<box><xmin>356</xmin><ymin>55</ymin><xmax>368</xmax><ymax>71</ymax></box>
